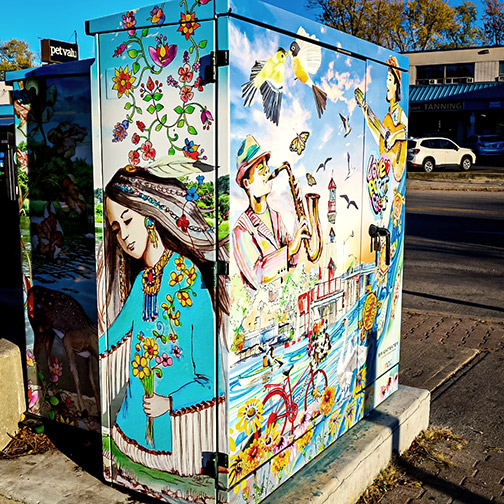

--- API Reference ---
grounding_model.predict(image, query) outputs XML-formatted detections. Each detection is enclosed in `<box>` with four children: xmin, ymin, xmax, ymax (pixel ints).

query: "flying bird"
<box><xmin>345</xmin><ymin>152</ymin><xmax>357</xmax><ymax>180</ymax></box>
<box><xmin>290</xmin><ymin>27</ymin><xmax>327</xmax><ymax>118</ymax></box>
<box><xmin>316</xmin><ymin>156</ymin><xmax>332</xmax><ymax>172</ymax></box>
<box><xmin>241</xmin><ymin>47</ymin><xmax>290</xmax><ymax>126</ymax></box>
<box><xmin>340</xmin><ymin>194</ymin><xmax>359</xmax><ymax>210</ymax></box>
<box><xmin>339</xmin><ymin>113</ymin><xmax>352</xmax><ymax>137</ymax></box>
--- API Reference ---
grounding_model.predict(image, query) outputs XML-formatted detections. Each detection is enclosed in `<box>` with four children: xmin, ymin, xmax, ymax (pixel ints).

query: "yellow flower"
<box><xmin>244</xmin><ymin>437</ymin><xmax>265</xmax><ymax>471</ymax></box>
<box><xmin>112</xmin><ymin>66</ymin><xmax>136</xmax><ymax>98</ymax></box>
<box><xmin>329</xmin><ymin>408</ymin><xmax>343</xmax><ymax>437</ymax></box>
<box><xmin>272</xmin><ymin>448</ymin><xmax>291</xmax><ymax>477</ymax></box>
<box><xmin>169</xmin><ymin>272</ymin><xmax>184</xmax><ymax>286</ymax></box>
<box><xmin>229</xmin><ymin>450</ymin><xmax>248</xmax><ymax>485</ymax></box>
<box><xmin>295</xmin><ymin>428</ymin><xmax>314</xmax><ymax>452</ymax></box>
<box><xmin>236</xmin><ymin>398</ymin><xmax>264</xmax><ymax>435</ymax></box>
<box><xmin>354</xmin><ymin>366</ymin><xmax>367</xmax><ymax>395</ymax></box>
<box><xmin>177</xmin><ymin>290</ymin><xmax>193</xmax><ymax>307</ymax></box>
<box><xmin>263</xmin><ymin>422</ymin><xmax>281</xmax><ymax>453</ymax></box>
<box><xmin>185</xmin><ymin>266</ymin><xmax>197</xmax><ymax>286</ymax></box>
<box><xmin>175</xmin><ymin>256</ymin><xmax>186</xmax><ymax>270</ymax></box>
<box><xmin>132</xmin><ymin>354</ymin><xmax>151</xmax><ymax>380</ymax></box>
<box><xmin>345</xmin><ymin>398</ymin><xmax>357</xmax><ymax>429</ymax></box>
<box><xmin>320</xmin><ymin>386</ymin><xmax>336</xmax><ymax>416</ymax></box>
<box><xmin>143</xmin><ymin>337</ymin><xmax>159</xmax><ymax>359</ymax></box>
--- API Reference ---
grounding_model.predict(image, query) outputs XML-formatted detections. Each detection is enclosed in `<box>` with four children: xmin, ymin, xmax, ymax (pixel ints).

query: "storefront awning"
<box><xmin>410</xmin><ymin>82</ymin><xmax>504</xmax><ymax>103</ymax></box>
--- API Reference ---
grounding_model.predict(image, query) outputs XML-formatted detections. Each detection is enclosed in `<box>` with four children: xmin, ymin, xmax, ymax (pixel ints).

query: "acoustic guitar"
<box><xmin>354</xmin><ymin>88</ymin><xmax>406</xmax><ymax>181</ymax></box>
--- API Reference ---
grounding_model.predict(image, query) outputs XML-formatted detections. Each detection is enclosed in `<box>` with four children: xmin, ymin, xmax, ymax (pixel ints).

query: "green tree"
<box><xmin>443</xmin><ymin>1</ymin><xmax>482</xmax><ymax>48</ymax></box>
<box><xmin>483</xmin><ymin>0</ymin><xmax>504</xmax><ymax>45</ymax></box>
<box><xmin>0</xmin><ymin>39</ymin><xmax>36</xmax><ymax>79</ymax></box>
<box><xmin>307</xmin><ymin>0</ymin><xmax>482</xmax><ymax>51</ymax></box>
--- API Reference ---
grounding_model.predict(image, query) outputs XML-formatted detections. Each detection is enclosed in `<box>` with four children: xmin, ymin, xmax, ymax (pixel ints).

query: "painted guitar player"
<box><xmin>355</xmin><ymin>56</ymin><xmax>408</xmax><ymax>182</ymax></box>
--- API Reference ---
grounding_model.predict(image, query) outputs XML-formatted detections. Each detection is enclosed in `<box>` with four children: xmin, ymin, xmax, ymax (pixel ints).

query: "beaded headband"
<box><xmin>114</xmin><ymin>181</ymin><xmax>213</xmax><ymax>235</ymax></box>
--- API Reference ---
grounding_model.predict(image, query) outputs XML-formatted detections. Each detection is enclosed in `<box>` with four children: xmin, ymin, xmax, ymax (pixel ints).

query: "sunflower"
<box><xmin>244</xmin><ymin>438</ymin><xmax>265</xmax><ymax>471</ymax></box>
<box><xmin>132</xmin><ymin>354</ymin><xmax>151</xmax><ymax>380</ymax></box>
<box><xmin>295</xmin><ymin>428</ymin><xmax>314</xmax><ymax>452</ymax></box>
<box><xmin>329</xmin><ymin>408</ymin><xmax>343</xmax><ymax>437</ymax></box>
<box><xmin>263</xmin><ymin>422</ymin><xmax>281</xmax><ymax>453</ymax></box>
<box><xmin>320</xmin><ymin>386</ymin><xmax>336</xmax><ymax>416</ymax></box>
<box><xmin>236</xmin><ymin>398</ymin><xmax>264</xmax><ymax>435</ymax></box>
<box><xmin>229</xmin><ymin>450</ymin><xmax>248</xmax><ymax>485</ymax></box>
<box><xmin>271</xmin><ymin>448</ymin><xmax>291</xmax><ymax>477</ymax></box>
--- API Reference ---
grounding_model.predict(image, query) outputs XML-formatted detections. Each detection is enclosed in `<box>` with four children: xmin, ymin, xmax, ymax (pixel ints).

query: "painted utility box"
<box><xmin>7</xmin><ymin>60</ymin><xmax>99</xmax><ymax>431</ymax></box>
<box><xmin>87</xmin><ymin>0</ymin><xmax>408</xmax><ymax>502</ymax></box>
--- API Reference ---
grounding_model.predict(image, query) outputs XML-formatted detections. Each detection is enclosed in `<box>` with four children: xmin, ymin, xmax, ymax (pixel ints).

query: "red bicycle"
<box><xmin>262</xmin><ymin>361</ymin><xmax>328</xmax><ymax>435</ymax></box>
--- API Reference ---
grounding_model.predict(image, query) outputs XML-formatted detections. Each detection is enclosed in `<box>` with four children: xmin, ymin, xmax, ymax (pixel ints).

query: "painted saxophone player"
<box><xmin>232</xmin><ymin>135</ymin><xmax>322</xmax><ymax>290</ymax></box>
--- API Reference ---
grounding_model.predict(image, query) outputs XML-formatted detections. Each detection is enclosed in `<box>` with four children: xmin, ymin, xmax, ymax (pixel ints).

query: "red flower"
<box><xmin>193</xmin><ymin>77</ymin><xmax>205</xmax><ymax>91</ymax></box>
<box><xmin>132</xmin><ymin>133</ymin><xmax>140</xmax><ymax>144</ymax></box>
<box><xmin>147</xmin><ymin>77</ymin><xmax>155</xmax><ymax>91</ymax></box>
<box><xmin>176</xmin><ymin>214</ymin><xmax>189</xmax><ymax>233</ymax></box>
<box><xmin>178</xmin><ymin>63</ymin><xmax>193</xmax><ymax>83</ymax></box>
<box><xmin>178</xmin><ymin>12</ymin><xmax>200</xmax><ymax>40</ymax></box>
<box><xmin>129</xmin><ymin>150</ymin><xmax>140</xmax><ymax>165</ymax></box>
<box><xmin>137</xmin><ymin>121</ymin><xmax>146</xmax><ymax>132</ymax></box>
<box><xmin>141</xmin><ymin>141</ymin><xmax>156</xmax><ymax>161</ymax></box>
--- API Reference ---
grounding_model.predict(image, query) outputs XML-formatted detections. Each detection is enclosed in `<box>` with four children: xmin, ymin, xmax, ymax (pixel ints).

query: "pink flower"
<box><xmin>141</xmin><ymin>141</ymin><xmax>156</xmax><ymax>161</ymax></box>
<box><xmin>122</xmin><ymin>11</ymin><xmax>137</xmax><ymax>36</ymax></box>
<box><xmin>49</xmin><ymin>357</ymin><xmax>63</xmax><ymax>382</ymax></box>
<box><xmin>180</xmin><ymin>85</ymin><xmax>194</xmax><ymax>103</ymax></box>
<box><xmin>178</xmin><ymin>64</ymin><xmax>193</xmax><ymax>83</ymax></box>
<box><xmin>201</xmin><ymin>109</ymin><xmax>213</xmax><ymax>130</ymax></box>
<box><xmin>129</xmin><ymin>150</ymin><xmax>140</xmax><ymax>165</ymax></box>
<box><xmin>155</xmin><ymin>352</ymin><xmax>173</xmax><ymax>367</ymax></box>
<box><xmin>172</xmin><ymin>345</ymin><xmax>182</xmax><ymax>359</ymax></box>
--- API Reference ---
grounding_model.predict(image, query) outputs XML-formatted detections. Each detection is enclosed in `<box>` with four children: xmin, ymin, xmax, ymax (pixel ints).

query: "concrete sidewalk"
<box><xmin>1</xmin><ymin>308</ymin><xmax>503</xmax><ymax>503</ymax></box>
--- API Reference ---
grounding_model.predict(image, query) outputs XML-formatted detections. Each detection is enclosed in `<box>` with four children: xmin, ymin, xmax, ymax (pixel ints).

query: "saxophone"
<box><xmin>269</xmin><ymin>162</ymin><xmax>322</xmax><ymax>262</ymax></box>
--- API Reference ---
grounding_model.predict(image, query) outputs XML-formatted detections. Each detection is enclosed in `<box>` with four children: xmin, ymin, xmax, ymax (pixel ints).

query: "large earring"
<box><xmin>119</xmin><ymin>251</ymin><xmax>127</xmax><ymax>304</ymax></box>
<box><xmin>145</xmin><ymin>217</ymin><xmax>159</xmax><ymax>249</ymax></box>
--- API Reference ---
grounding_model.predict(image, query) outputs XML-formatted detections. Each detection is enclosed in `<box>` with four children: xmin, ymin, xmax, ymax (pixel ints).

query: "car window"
<box><xmin>408</xmin><ymin>140</ymin><xmax>417</xmax><ymax>148</ymax></box>
<box><xmin>481</xmin><ymin>135</ymin><xmax>502</xmax><ymax>142</ymax></box>
<box><xmin>439</xmin><ymin>139</ymin><xmax>457</xmax><ymax>150</ymax></box>
<box><xmin>422</xmin><ymin>139</ymin><xmax>442</xmax><ymax>149</ymax></box>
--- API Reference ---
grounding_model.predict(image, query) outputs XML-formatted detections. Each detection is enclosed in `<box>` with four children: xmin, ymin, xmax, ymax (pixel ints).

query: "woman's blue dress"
<box><xmin>102</xmin><ymin>253</ymin><xmax>217</xmax><ymax>453</ymax></box>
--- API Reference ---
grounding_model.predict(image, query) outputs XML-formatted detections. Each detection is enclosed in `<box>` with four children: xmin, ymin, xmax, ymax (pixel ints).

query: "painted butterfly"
<box><xmin>289</xmin><ymin>131</ymin><xmax>310</xmax><ymax>155</ymax></box>
<box><xmin>306</xmin><ymin>173</ymin><xmax>317</xmax><ymax>186</ymax></box>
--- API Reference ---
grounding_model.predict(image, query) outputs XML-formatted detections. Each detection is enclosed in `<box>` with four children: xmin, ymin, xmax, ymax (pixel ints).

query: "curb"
<box><xmin>268</xmin><ymin>385</ymin><xmax>430</xmax><ymax>504</ymax></box>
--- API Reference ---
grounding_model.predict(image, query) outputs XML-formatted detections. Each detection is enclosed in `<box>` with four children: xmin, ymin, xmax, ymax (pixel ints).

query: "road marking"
<box><xmin>407</xmin><ymin>206</ymin><xmax>503</xmax><ymax>214</ymax></box>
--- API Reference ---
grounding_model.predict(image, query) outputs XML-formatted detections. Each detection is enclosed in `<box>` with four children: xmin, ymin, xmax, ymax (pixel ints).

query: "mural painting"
<box><xmin>90</xmin><ymin>1</ymin><xmax>407</xmax><ymax>502</ymax></box>
<box><xmin>226</xmin><ymin>16</ymin><xmax>407</xmax><ymax>504</ymax></box>
<box><xmin>12</xmin><ymin>62</ymin><xmax>99</xmax><ymax>431</ymax></box>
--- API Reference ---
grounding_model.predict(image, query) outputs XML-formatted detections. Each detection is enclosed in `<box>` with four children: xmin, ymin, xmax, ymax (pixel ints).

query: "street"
<box><xmin>403</xmin><ymin>189</ymin><xmax>504</xmax><ymax>320</ymax></box>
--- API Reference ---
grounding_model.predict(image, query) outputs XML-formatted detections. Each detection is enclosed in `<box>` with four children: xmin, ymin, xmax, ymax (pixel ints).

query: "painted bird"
<box><xmin>241</xmin><ymin>47</ymin><xmax>290</xmax><ymax>126</ymax></box>
<box><xmin>340</xmin><ymin>194</ymin><xmax>359</xmax><ymax>210</ymax></box>
<box><xmin>339</xmin><ymin>113</ymin><xmax>352</xmax><ymax>137</ymax></box>
<box><xmin>290</xmin><ymin>27</ymin><xmax>327</xmax><ymax>118</ymax></box>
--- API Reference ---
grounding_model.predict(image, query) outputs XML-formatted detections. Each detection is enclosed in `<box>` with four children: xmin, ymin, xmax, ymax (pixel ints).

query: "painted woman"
<box><xmin>98</xmin><ymin>163</ymin><xmax>228</xmax><ymax>481</ymax></box>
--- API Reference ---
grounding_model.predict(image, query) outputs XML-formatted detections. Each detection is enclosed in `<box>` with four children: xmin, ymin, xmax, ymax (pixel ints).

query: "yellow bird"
<box><xmin>290</xmin><ymin>27</ymin><xmax>327</xmax><ymax>118</ymax></box>
<box><xmin>241</xmin><ymin>47</ymin><xmax>290</xmax><ymax>126</ymax></box>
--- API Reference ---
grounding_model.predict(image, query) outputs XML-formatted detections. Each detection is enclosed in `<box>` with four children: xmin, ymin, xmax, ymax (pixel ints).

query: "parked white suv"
<box><xmin>407</xmin><ymin>137</ymin><xmax>476</xmax><ymax>172</ymax></box>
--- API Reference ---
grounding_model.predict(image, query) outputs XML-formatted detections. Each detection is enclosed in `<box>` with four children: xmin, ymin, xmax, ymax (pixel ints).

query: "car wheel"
<box><xmin>422</xmin><ymin>158</ymin><xmax>435</xmax><ymax>173</ymax></box>
<box><xmin>460</xmin><ymin>156</ymin><xmax>472</xmax><ymax>171</ymax></box>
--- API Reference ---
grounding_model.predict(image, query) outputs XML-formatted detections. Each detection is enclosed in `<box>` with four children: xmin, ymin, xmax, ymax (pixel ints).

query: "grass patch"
<box><xmin>356</xmin><ymin>426</ymin><xmax>466</xmax><ymax>504</ymax></box>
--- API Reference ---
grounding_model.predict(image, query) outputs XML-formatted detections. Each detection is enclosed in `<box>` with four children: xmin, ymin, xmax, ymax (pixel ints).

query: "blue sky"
<box><xmin>1</xmin><ymin>0</ymin><xmax>485</xmax><ymax>65</ymax></box>
<box><xmin>1</xmin><ymin>0</ymin><xmax>321</xmax><ymax>64</ymax></box>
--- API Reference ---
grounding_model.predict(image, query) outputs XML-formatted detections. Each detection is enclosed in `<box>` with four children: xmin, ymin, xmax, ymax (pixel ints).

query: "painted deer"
<box><xmin>27</xmin><ymin>285</ymin><xmax>100</xmax><ymax>413</ymax></box>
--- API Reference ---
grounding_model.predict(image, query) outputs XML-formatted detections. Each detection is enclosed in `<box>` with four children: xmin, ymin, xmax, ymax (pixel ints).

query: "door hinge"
<box><xmin>216</xmin><ymin>260</ymin><xmax>229</xmax><ymax>276</ymax></box>
<box><xmin>203</xmin><ymin>451</ymin><xmax>228</xmax><ymax>479</ymax></box>
<box><xmin>204</xmin><ymin>50</ymin><xmax>229</xmax><ymax>83</ymax></box>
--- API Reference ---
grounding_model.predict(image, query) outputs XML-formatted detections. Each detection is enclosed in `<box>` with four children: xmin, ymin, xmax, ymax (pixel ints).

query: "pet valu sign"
<box><xmin>41</xmin><ymin>39</ymin><xmax>79</xmax><ymax>64</ymax></box>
